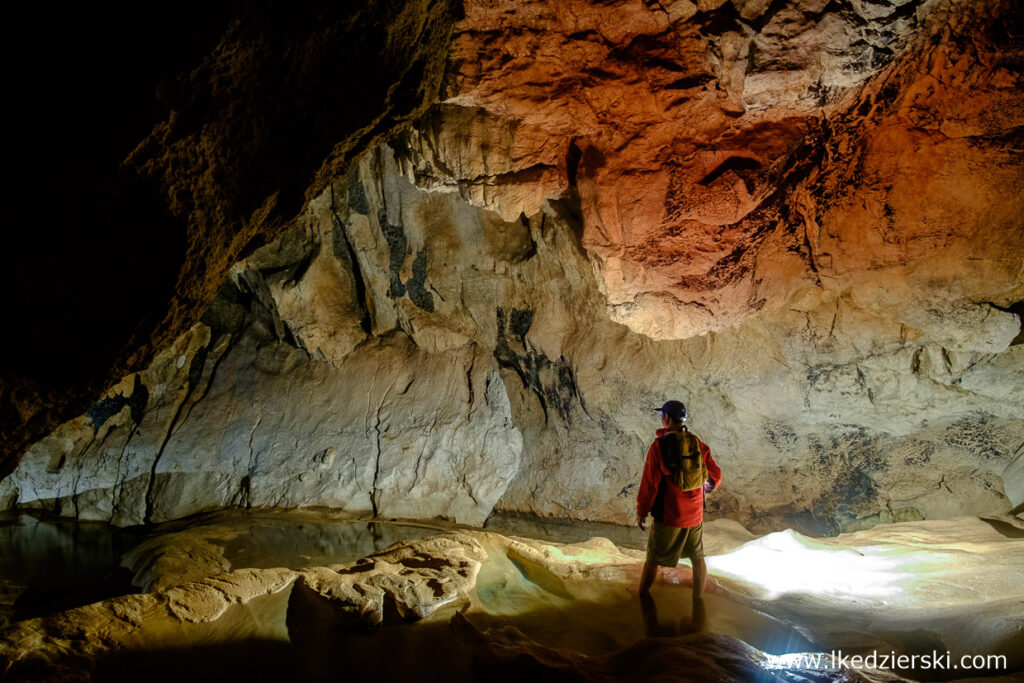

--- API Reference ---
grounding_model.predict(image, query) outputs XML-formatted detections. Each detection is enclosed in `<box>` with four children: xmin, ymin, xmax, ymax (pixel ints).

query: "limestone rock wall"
<box><xmin>3</xmin><ymin>0</ymin><xmax>1023</xmax><ymax>535</ymax></box>
<box><xmin>1</xmin><ymin>150</ymin><xmax>528</xmax><ymax>527</ymax></box>
<box><xmin>4</xmin><ymin>140</ymin><xmax>1023</xmax><ymax>533</ymax></box>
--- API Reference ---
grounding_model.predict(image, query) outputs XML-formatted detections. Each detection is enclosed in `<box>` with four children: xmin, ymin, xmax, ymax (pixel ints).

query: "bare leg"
<box><xmin>691</xmin><ymin>557</ymin><xmax>707</xmax><ymax>600</ymax></box>
<box><xmin>639</xmin><ymin>559</ymin><xmax>658</xmax><ymax>597</ymax></box>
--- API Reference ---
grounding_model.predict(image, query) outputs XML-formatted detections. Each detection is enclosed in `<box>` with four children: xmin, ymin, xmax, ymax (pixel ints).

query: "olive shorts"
<box><xmin>646</xmin><ymin>520</ymin><xmax>704</xmax><ymax>567</ymax></box>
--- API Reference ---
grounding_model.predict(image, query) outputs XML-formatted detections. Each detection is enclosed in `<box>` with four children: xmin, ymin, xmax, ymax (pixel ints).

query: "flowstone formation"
<box><xmin>2</xmin><ymin>0</ymin><xmax>1023</xmax><ymax>534</ymax></box>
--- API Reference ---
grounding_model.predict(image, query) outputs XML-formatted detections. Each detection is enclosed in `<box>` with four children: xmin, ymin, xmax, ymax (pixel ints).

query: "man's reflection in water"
<box><xmin>639</xmin><ymin>593</ymin><xmax>661</xmax><ymax>637</ymax></box>
<box><xmin>639</xmin><ymin>593</ymin><xmax>708</xmax><ymax>637</ymax></box>
<box><xmin>690</xmin><ymin>596</ymin><xmax>707</xmax><ymax>632</ymax></box>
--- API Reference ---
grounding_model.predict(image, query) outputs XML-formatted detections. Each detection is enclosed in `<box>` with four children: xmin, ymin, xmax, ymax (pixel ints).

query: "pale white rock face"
<box><xmin>6</xmin><ymin>148</ymin><xmax>528</xmax><ymax>528</ymax></box>
<box><xmin>1002</xmin><ymin>445</ymin><xmax>1024</xmax><ymax>510</ymax></box>
<box><xmin>8</xmin><ymin>330</ymin><xmax>521</xmax><ymax>527</ymax></box>
<box><xmin>149</xmin><ymin>334</ymin><xmax>521</xmax><ymax>526</ymax></box>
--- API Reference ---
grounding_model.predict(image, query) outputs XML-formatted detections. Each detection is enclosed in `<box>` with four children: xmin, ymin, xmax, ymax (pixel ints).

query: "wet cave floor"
<box><xmin>1</xmin><ymin>510</ymin><xmax>1023</xmax><ymax>682</ymax></box>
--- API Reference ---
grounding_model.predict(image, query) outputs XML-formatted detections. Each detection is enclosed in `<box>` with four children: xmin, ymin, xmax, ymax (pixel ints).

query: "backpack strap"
<box><xmin>657</xmin><ymin>432</ymin><xmax>680</xmax><ymax>470</ymax></box>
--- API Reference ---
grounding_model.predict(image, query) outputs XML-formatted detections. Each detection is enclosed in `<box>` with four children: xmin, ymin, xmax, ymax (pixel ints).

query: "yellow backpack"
<box><xmin>659</xmin><ymin>428</ymin><xmax>706</xmax><ymax>491</ymax></box>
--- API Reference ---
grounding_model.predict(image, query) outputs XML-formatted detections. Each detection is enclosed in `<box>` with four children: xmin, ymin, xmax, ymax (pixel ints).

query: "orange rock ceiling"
<box><xmin>410</xmin><ymin>0</ymin><xmax>1024</xmax><ymax>338</ymax></box>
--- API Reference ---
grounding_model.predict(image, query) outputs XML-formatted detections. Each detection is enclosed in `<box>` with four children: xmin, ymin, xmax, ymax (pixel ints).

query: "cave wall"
<box><xmin>3</xmin><ymin>0</ymin><xmax>1023</xmax><ymax>534</ymax></box>
<box><xmin>0</xmin><ymin>150</ymin><xmax>527</xmax><ymax>527</ymax></box>
<box><xmin>4</xmin><ymin>139</ymin><xmax>1022</xmax><ymax>533</ymax></box>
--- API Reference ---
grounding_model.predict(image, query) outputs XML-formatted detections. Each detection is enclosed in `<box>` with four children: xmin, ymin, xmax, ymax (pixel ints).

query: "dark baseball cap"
<box><xmin>655</xmin><ymin>400</ymin><xmax>687</xmax><ymax>421</ymax></box>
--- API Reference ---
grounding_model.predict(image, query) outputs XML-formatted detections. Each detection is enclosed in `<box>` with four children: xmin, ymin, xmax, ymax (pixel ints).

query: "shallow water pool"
<box><xmin>0</xmin><ymin>512</ymin><xmax>142</xmax><ymax>626</ymax></box>
<box><xmin>0</xmin><ymin>510</ymin><xmax>441</xmax><ymax>626</ymax></box>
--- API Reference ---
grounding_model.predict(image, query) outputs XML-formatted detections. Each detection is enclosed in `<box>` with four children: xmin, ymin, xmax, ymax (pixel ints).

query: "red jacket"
<box><xmin>637</xmin><ymin>427</ymin><xmax>721</xmax><ymax>528</ymax></box>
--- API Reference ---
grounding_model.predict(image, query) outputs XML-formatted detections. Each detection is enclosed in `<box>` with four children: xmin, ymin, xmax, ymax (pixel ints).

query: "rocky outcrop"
<box><xmin>1</xmin><ymin>148</ymin><xmax>526</xmax><ymax>527</ymax></box>
<box><xmin>0</xmin><ymin>530</ymin><xmax>488</xmax><ymax>681</ymax></box>
<box><xmin>289</xmin><ymin>533</ymin><xmax>486</xmax><ymax>628</ymax></box>
<box><xmin>120</xmin><ymin>524</ymin><xmax>238</xmax><ymax>593</ymax></box>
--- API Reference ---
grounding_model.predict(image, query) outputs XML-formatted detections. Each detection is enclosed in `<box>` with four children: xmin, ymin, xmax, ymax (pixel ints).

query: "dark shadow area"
<box><xmin>0</xmin><ymin>2</ymin><xmax>223</xmax><ymax>385</ymax></box>
<box><xmin>697</xmin><ymin>156</ymin><xmax>762</xmax><ymax>188</ymax></box>
<box><xmin>90</xmin><ymin>640</ymin><xmax>298</xmax><ymax>683</ymax></box>
<box><xmin>285</xmin><ymin>585</ymin><xmax>477</xmax><ymax>682</ymax></box>
<box><xmin>284</xmin><ymin>596</ymin><xmax>797</xmax><ymax>683</ymax></box>
<box><xmin>10</xmin><ymin>566</ymin><xmax>137</xmax><ymax>625</ymax></box>
<box><xmin>0</xmin><ymin>2</ymin><xmax>231</xmax><ymax>484</ymax></box>
<box><xmin>0</xmin><ymin>0</ymin><xmax>462</xmax><ymax>481</ymax></box>
<box><xmin>987</xmin><ymin>300</ymin><xmax>1024</xmax><ymax>346</ymax></box>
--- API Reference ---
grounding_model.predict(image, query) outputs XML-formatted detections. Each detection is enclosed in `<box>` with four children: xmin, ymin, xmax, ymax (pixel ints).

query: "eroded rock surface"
<box><xmin>120</xmin><ymin>524</ymin><xmax>238</xmax><ymax>593</ymax></box>
<box><xmin>0</xmin><ymin>530</ymin><xmax>487</xmax><ymax>681</ymax></box>
<box><xmin>290</xmin><ymin>533</ymin><xmax>485</xmax><ymax>629</ymax></box>
<box><xmin>5</xmin><ymin>134</ymin><xmax>1022</xmax><ymax>534</ymax></box>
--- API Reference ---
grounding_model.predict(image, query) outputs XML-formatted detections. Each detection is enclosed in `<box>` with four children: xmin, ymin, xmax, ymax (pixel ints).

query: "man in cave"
<box><xmin>636</xmin><ymin>400</ymin><xmax>722</xmax><ymax>626</ymax></box>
